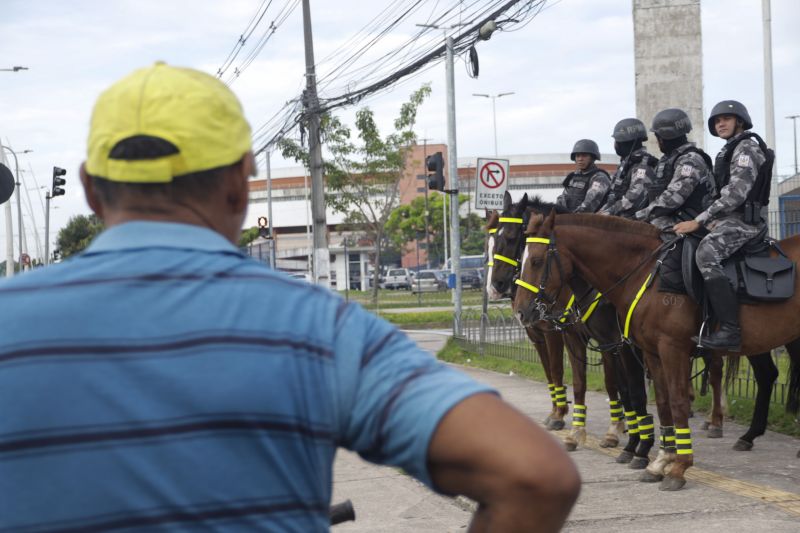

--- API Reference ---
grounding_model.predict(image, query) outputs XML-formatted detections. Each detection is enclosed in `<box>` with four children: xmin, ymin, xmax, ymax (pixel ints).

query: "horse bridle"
<box><xmin>490</xmin><ymin>215</ymin><xmax>529</xmax><ymax>299</ymax></box>
<box><xmin>514</xmin><ymin>233</ymin><xmax>570</xmax><ymax>323</ymax></box>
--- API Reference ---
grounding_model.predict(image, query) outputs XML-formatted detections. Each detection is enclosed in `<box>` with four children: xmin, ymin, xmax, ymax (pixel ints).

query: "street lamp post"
<box><xmin>472</xmin><ymin>92</ymin><xmax>514</xmax><ymax>157</ymax></box>
<box><xmin>787</xmin><ymin>115</ymin><xmax>799</xmax><ymax>176</ymax></box>
<box><xmin>1</xmin><ymin>146</ymin><xmax>32</xmax><ymax>272</ymax></box>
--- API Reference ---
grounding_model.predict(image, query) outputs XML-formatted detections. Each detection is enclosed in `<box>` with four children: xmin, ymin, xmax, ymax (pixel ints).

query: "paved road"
<box><xmin>331</xmin><ymin>330</ymin><xmax>800</xmax><ymax>532</ymax></box>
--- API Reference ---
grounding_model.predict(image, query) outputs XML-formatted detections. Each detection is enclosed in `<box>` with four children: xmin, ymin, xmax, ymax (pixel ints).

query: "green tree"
<box><xmin>238</xmin><ymin>226</ymin><xmax>261</xmax><ymax>248</ymax></box>
<box><xmin>279</xmin><ymin>84</ymin><xmax>431</xmax><ymax>302</ymax></box>
<box><xmin>56</xmin><ymin>214</ymin><xmax>105</xmax><ymax>258</ymax></box>
<box><xmin>386</xmin><ymin>192</ymin><xmax>486</xmax><ymax>267</ymax></box>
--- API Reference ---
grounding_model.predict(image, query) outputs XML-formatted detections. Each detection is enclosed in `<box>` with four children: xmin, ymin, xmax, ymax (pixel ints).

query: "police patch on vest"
<box><xmin>572</xmin><ymin>181</ymin><xmax>586</xmax><ymax>189</ymax></box>
<box><xmin>635</xmin><ymin>168</ymin><xmax>646</xmax><ymax>178</ymax></box>
<box><xmin>737</xmin><ymin>154</ymin><xmax>751</xmax><ymax>167</ymax></box>
<box><xmin>680</xmin><ymin>164</ymin><xmax>692</xmax><ymax>177</ymax></box>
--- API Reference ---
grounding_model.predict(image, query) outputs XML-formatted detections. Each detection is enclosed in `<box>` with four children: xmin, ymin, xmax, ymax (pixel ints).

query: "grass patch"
<box><xmin>380</xmin><ymin>310</ymin><xmax>454</xmax><ymax>329</ymax></box>
<box><xmin>439</xmin><ymin>338</ymin><xmax>800</xmax><ymax>438</ymax></box>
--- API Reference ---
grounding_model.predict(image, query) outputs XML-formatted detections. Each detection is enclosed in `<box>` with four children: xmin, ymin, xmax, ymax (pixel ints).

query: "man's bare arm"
<box><xmin>428</xmin><ymin>393</ymin><xmax>581</xmax><ymax>532</ymax></box>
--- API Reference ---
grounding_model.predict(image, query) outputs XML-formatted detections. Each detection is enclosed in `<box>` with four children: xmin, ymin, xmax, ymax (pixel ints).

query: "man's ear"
<box><xmin>226</xmin><ymin>151</ymin><xmax>254</xmax><ymax>214</ymax></box>
<box><xmin>80</xmin><ymin>163</ymin><xmax>105</xmax><ymax>220</ymax></box>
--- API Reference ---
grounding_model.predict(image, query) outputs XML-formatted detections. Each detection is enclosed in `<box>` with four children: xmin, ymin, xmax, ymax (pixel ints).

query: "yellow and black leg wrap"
<box><xmin>675</xmin><ymin>427</ymin><xmax>692</xmax><ymax>456</ymax></box>
<box><xmin>659</xmin><ymin>426</ymin><xmax>676</xmax><ymax>452</ymax></box>
<box><xmin>637</xmin><ymin>414</ymin><xmax>654</xmax><ymax>441</ymax></box>
<box><xmin>572</xmin><ymin>405</ymin><xmax>586</xmax><ymax>427</ymax></box>
<box><xmin>625</xmin><ymin>411</ymin><xmax>639</xmax><ymax>435</ymax></box>
<box><xmin>548</xmin><ymin>383</ymin><xmax>556</xmax><ymax>406</ymax></box>
<box><xmin>609</xmin><ymin>400</ymin><xmax>623</xmax><ymax>422</ymax></box>
<box><xmin>554</xmin><ymin>386</ymin><xmax>568</xmax><ymax>408</ymax></box>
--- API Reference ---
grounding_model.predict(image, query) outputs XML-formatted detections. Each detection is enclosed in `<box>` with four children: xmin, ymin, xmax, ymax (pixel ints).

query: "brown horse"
<box><xmin>486</xmin><ymin>202</ymin><xmax>627</xmax><ymax>452</ymax></box>
<box><xmin>515</xmin><ymin>209</ymin><xmax>800</xmax><ymax>490</ymax></box>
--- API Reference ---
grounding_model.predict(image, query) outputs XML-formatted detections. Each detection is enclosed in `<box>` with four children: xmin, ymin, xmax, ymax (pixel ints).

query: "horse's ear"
<box><xmin>503</xmin><ymin>191</ymin><xmax>512</xmax><ymax>211</ymax></box>
<box><xmin>486</xmin><ymin>210</ymin><xmax>499</xmax><ymax>230</ymax></box>
<box><xmin>518</xmin><ymin>193</ymin><xmax>529</xmax><ymax>212</ymax></box>
<box><xmin>525</xmin><ymin>213</ymin><xmax>544</xmax><ymax>235</ymax></box>
<box><xmin>544</xmin><ymin>208</ymin><xmax>557</xmax><ymax>233</ymax></box>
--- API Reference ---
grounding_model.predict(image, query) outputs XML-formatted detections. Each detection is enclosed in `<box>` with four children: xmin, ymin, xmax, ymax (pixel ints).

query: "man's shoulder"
<box><xmin>676</xmin><ymin>150</ymin><xmax>708</xmax><ymax>170</ymax></box>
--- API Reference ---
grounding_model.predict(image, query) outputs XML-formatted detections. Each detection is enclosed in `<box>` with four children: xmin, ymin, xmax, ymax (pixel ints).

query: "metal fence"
<box><xmin>454</xmin><ymin>305</ymin><xmax>795</xmax><ymax>407</ymax></box>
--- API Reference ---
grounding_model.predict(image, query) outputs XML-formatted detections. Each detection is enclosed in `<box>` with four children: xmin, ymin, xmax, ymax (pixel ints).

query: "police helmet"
<box><xmin>612</xmin><ymin>118</ymin><xmax>648</xmax><ymax>142</ymax></box>
<box><xmin>707</xmin><ymin>100</ymin><xmax>753</xmax><ymax>137</ymax></box>
<box><xmin>650</xmin><ymin>108</ymin><xmax>692</xmax><ymax>140</ymax></box>
<box><xmin>570</xmin><ymin>139</ymin><xmax>601</xmax><ymax>161</ymax></box>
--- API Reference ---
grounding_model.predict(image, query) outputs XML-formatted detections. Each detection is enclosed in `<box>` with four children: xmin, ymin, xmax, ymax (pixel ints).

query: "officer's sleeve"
<box><xmin>696</xmin><ymin>142</ymin><xmax>760</xmax><ymax>225</ymax></box>
<box><xmin>577</xmin><ymin>175</ymin><xmax>611</xmax><ymax>213</ymax></box>
<box><xmin>640</xmin><ymin>158</ymin><xmax>701</xmax><ymax>220</ymax></box>
<box><xmin>332</xmin><ymin>302</ymin><xmax>495</xmax><ymax>489</ymax></box>
<box><xmin>556</xmin><ymin>191</ymin><xmax>567</xmax><ymax>209</ymax></box>
<box><xmin>617</xmin><ymin>164</ymin><xmax>655</xmax><ymax>215</ymax></box>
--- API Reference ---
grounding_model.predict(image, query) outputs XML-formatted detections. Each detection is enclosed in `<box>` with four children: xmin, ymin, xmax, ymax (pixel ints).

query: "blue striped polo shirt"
<box><xmin>0</xmin><ymin>221</ymin><xmax>493</xmax><ymax>532</ymax></box>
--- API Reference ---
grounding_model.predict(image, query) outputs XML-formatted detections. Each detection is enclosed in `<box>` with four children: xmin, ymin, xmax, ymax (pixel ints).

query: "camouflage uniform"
<box><xmin>634</xmin><ymin>143</ymin><xmax>713</xmax><ymax>231</ymax></box>
<box><xmin>600</xmin><ymin>147</ymin><xmax>656</xmax><ymax>219</ymax></box>
<box><xmin>694</xmin><ymin>133</ymin><xmax>766</xmax><ymax>279</ymax></box>
<box><xmin>556</xmin><ymin>165</ymin><xmax>612</xmax><ymax>213</ymax></box>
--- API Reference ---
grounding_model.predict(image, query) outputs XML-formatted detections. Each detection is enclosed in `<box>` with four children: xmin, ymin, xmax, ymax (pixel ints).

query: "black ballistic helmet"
<box><xmin>707</xmin><ymin>100</ymin><xmax>753</xmax><ymax>137</ymax></box>
<box><xmin>570</xmin><ymin>139</ymin><xmax>601</xmax><ymax>161</ymax></box>
<box><xmin>650</xmin><ymin>108</ymin><xmax>692</xmax><ymax>140</ymax></box>
<box><xmin>612</xmin><ymin>118</ymin><xmax>648</xmax><ymax>142</ymax></box>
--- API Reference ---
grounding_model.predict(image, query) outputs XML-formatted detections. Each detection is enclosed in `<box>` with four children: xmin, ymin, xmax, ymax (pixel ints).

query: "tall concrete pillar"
<box><xmin>633</xmin><ymin>0</ymin><xmax>704</xmax><ymax>155</ymax></box>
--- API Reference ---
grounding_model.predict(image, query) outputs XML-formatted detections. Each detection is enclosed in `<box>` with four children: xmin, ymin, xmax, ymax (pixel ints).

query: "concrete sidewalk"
<box><xmin>331</xmin><ymin>330</ymin><xmax>800</xmax><ymax>532</ymax></box>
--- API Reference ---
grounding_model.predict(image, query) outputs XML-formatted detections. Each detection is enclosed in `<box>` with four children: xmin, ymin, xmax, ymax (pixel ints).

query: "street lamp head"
<box><xmin>472</xmin><ymin>93</ymin><xmax>490</xmax><ymax>98</ymax></box>
<box><xmin>497</xmin><ymin>92</ymin><xmax>515</xmax><ymax>98</ymax></box>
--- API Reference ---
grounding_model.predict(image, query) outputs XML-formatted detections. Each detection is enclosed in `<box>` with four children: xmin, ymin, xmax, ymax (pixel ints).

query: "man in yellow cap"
<box><xmin>0</xmin><ymin>63</ymin><xmax>579</xmax><ymax>531</ymax></box>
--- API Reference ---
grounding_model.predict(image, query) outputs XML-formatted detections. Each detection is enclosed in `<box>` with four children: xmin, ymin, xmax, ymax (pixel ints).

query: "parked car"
<box><xmin>460</xmin><ymin>268</ymin><xmax>484</xmax><ymax>289</ymax></box>
<box><xmin>383</xmin><ymin>267</ymin><xmax>413</xmax><ymax>290</ymax></box>
<box><xmin>411</xmin><ymin>270</ymin><xmax>448</xmax><ymax>293</ymax></box>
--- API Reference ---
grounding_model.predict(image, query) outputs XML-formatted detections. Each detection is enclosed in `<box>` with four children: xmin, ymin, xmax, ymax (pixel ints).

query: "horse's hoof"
<box><xmin>707</xmin><ymin>426</ymin><xmax>723</xmax><ymax>439</ymax></box>
<box><xmin>700</xmin><ymin>421</ymin><xmax>709</xmax><ymax>430</ymax></box>
<box><xmin>600</xmin><ymin>435</ymin><xmax>619</xmax><ymax>448</ymax></box>
<box><xmin>659</xmin><ymin>476</ymin><xmax>687</xmax><ymax>491</ymax></box>
<box><xmin>564</xmin><ymin>441</ymin><xmax>577</xmax><ymax>452</ymax></box>
<box><xmin>616</xmin><ymin>450</ymin><xmax>634</xmax><ymax>464</ymax></box>
<box><xmin>542</xmin><ymin>415</ymin><xmax>552</xmax><ymax>426</ymax></box>
<box><xmin>547</xmin><ymin>419</ymin><xmax>565</xmax><ymax>431</ymax></box>
<box><xmin>733</xmin><ymin>439</ymin><xmax>753</xmax><ymax>451</ymax></box>
<box><xmin>639</xmin><ymin>470</ymin><xmax>663</xmax><ymax>483</ymax></box>
<box><xmin>629</xmin><ymin>456</ymin><xmax>649</xmax><ymax>470</ymax></box>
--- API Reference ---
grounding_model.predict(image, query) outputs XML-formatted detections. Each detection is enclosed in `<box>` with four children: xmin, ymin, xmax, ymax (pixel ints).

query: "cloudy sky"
<box><xmin>1</xmin><ymin>0</ymin><xmax>798</xmax><ymax>262</ymax></box>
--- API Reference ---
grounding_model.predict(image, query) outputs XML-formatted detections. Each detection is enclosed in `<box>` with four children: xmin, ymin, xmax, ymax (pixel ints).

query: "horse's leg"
<box><xmin>563</xmin><ymin>330</ymin><xmax>588</xmax><ymax>451</ymax></box>
<box><xmin>526</xmin><ymin>326</ymin><xmax>556</xmax><ymax>425</ymax></box>
<box><xmin>732</xmin><ymin>352</ymin><xmax>778</xmax><ymax>451</ymax></box>
<box><xmin>543</xmin><ymin>327</ymin><xmax>568</xmax><ymax>430</ymax></box>
<box><xmin>657</xmin><ymin>341</ymin><xmax>695</xmax><ymax>491</ymax></box>
<box><xmin>615</xmin><ymin>344</ymin><xmax>644</xmax><ymax>464</ymax></box>
<box><xmin>632</xmin><ymin>349</ymin><xmax>664</xmax><ymax>474</ymax></box>
<box><xmin>706</xmin><ymin>353</ymin><xmax>725</xmax><ymax>438</ymax></box>
<box><xmin>599</xmin><ymin>348</ymin><xmax>625</xmax><ymax>448</ymax></box>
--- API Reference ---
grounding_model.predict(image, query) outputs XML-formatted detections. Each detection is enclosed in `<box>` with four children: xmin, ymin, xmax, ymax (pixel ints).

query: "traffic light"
<box><xmin>52</xmin><ymin>167</ymin><xmax>66</xmax><ymax>197</ymax></box>
<box><xmin>426</xmin><ymin>152</ymin><xmax>445</xmax><ymax>191</ymax></box>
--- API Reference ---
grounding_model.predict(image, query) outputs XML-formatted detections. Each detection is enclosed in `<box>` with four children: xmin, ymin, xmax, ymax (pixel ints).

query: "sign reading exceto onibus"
<box><xmin>474</xmin><ymin>158</ymin><xmax>509</xmax><ymax>210</ymax></box>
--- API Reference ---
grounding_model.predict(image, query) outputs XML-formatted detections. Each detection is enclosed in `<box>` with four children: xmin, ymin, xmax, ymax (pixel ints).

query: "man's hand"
<box><xmin>673</xmin><ymin>220</ymin><xmax>701</xmax><ymax>235</ymax></box>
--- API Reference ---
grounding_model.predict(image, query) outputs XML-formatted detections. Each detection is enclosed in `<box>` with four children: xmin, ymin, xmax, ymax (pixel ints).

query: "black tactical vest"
<box><xmin>713</xmin><ymin>132</ymin><xmax>774</xmax><ymax>222</ymax></box>
<box><xmin>610</xmin><ymin>148</ymin><xmax>658</xmax><ymax>200</ymax></box>
<box><xmin>648</xmin><ymin>144</ymin><xmax>714</xmax><ymax>220</ymax></box>
<box><xmin>561</xmin><ymin>167</ymin><xmax>610</xmax><ymax>213</ymax></box>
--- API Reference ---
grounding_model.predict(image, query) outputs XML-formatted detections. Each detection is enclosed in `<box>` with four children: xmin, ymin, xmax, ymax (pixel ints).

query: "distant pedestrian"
<box><xmin>0</xmin><ymin>62</ymin><xmax>580</xmax><ymax>532</ymax></box>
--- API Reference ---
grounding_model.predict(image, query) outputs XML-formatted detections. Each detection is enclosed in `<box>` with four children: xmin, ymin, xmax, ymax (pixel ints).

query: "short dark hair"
<box><xmin>89</xmin><ymin>135</ymin><xmax>233</xmax><ymax>207</ymax></box>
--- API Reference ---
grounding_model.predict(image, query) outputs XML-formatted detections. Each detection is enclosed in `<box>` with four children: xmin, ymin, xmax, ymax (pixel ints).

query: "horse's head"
<box><xmin>487</xmin><ymin>191</ymin><xmax>529</xmax><ymax>300</ymax></box>
<box><xmin>513</xmin><ymin>209</ymin><xmax>574</xmax><ymax>327</ymax></box>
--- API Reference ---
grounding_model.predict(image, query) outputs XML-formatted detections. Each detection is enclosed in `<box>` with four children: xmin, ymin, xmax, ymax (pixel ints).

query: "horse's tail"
<box><xmin>785</xmin><ymin>340</ymin><xmax>800</xmax><ymax>415</ymax></box>
<box><xmin>724</xmin><ymin>356</ymin><xmax>741</xmax><ymax>394</ymax></box>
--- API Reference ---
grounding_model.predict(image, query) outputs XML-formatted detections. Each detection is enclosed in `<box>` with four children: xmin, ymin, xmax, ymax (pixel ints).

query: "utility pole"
<box><xmin>301</xmin><ymin>0</ymin><xmax>331</xmax><ymax>288</ymax></box>
<box><xmin>0</xmin><ymin>141</ymin><xmax>13</xmax><ymax>276</ymax></box>
<box><xmin>265</xmin><ymin>150</ymin><xmax>276</xmax><ymax>268</ymax></box>
<box><xmin>1</xmin><ymin>146</ymin><xmax>24</xmax><ymax>272</ymax></box>
<box><xmin>787</xmin><ymin>115</ymin><xmax>799</xmax><ymax>176</ymax></box>
<box><xmin>44</xmin><ymin>193</ymin><xmax>51</xmax><ymax>266</ymax></box>
<box><xmin>762</xmin><ymin>0</ymin><xmax>778</xmax><ymax>229</ymax></box>
<box><xmin>445</xmin><ymin>35</ymin><xmax>463</xmax><ymax>336</ymax></box>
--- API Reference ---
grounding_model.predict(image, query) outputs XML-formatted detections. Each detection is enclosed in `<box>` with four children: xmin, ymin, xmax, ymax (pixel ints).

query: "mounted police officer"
<box><xmin>674</xmin><ymin>100</ymin><xmax>772</xmax><ymax>351</ymax></box>
<box><xmin>634</xmin><ymin>108</ymin><xmax>714</xmax><ymax>232</ymax></box>
<box><xmin>599</xmin><ymin>118</ymin><xmax>657</xmax><ymax>218</ymax></box>
<box><xmin>556</xmin><ymin>139</ymin><xmax>611</xmax><ymax>213</ymax></box>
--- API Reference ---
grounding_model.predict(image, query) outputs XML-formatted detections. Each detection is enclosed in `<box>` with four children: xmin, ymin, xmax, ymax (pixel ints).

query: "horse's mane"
<box><xmin>525</xmin><ymin>195</ymin><xmax>661</xmax><ymax>241</ymax></box>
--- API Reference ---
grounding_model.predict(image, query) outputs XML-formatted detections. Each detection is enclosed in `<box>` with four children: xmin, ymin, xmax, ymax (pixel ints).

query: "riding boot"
<box><xmin>698</xmin><ymin>276</ymin><xmax>741</xmax><ymax>351</ymax></box>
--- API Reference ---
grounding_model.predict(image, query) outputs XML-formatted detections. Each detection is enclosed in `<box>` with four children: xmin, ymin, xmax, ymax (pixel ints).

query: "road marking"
<box><xmin>556</xmin><ymin>429</ymin><xmax>800</xmax><ymax>518</ymax></box>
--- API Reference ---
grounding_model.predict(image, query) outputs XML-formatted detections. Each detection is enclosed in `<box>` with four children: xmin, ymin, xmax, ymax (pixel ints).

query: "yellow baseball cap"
<box><xmin>86</xmin><ymin>62</ymin><xmax>252</xmax><ymax>183</ymax></box>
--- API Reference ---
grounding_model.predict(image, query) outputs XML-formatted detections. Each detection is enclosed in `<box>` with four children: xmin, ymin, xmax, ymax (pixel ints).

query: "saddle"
<box><xmin>658</xmin><ymin>226</ymin><xmax>796</xmax><ymax>303</ymax></box>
